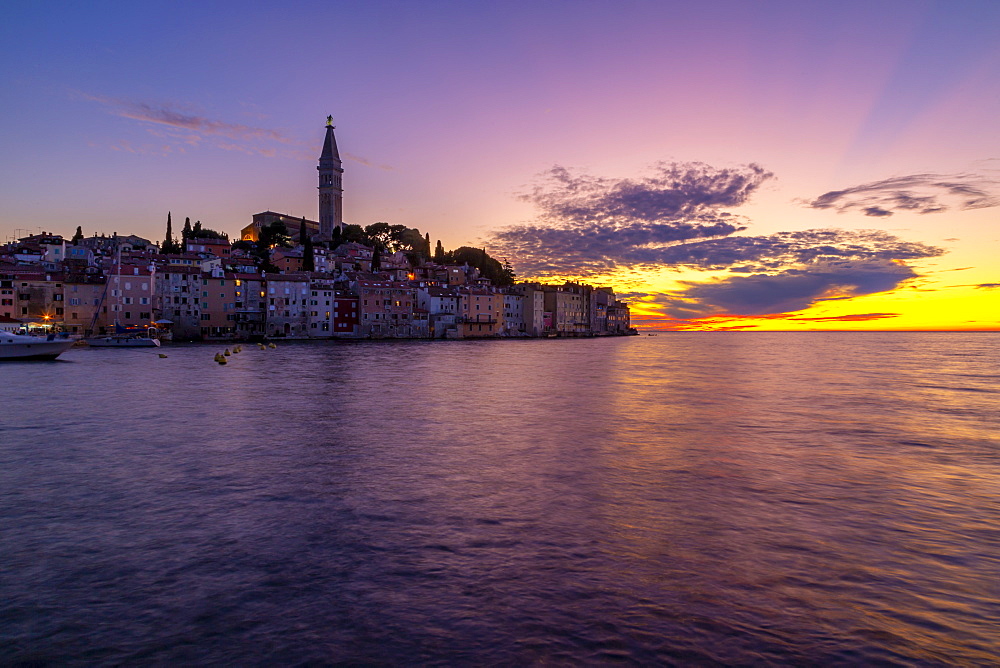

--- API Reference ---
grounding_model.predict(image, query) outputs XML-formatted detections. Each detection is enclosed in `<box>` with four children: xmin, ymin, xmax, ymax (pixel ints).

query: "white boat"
<box><xmin>87</xmin><ymin>327</ymin><xmax>161</xmax><ymax>348</ymax></box>
<box><xmin>0</xmin><ymin>330</ymin><xmax>77</xmax><ymax>360</ymax></box>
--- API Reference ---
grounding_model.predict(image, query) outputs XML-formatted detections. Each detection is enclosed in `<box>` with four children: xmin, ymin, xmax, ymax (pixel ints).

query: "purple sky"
<box><xmin>3</xmin><ymin>0</ymin><xmax>999</xmax><ymax>327</ymax></box>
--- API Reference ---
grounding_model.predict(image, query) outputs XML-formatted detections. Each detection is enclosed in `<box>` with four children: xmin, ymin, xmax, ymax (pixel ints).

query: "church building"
<box><xmin>241</xmin><ymin>117</ymin><xmax>343</xmax><ymax>243</ymax></box>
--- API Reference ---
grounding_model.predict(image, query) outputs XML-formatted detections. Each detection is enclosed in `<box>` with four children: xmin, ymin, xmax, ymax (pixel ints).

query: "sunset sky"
<box><xmin>3</xmin><ymin>0</ymin><xmax>998</xmax><ymax>330</ymax></box>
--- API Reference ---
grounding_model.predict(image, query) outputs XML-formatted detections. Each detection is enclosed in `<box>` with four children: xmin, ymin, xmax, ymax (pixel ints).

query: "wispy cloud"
<box><xmin>344</xmin><ymin>152</ymin><xmax>394</xmax><ymax>171</ymax></box>
<box><xmin>660</xmin><ymin>260</ymin><xmax>919</xmax><ymax>317</ymax></box>
<box><xmin>976</xmin><ymin>283</ymin><xmax>1000</xmax><ymax>289</ymax></box>
<box><xmin>806</xmin><ymin>173</ymin><xmax>1000</xmax><ymax>217</ymax></box>
<box><xmin>79</xmin><ymin>92</ymin><xmax>313</xmax><ymax>159</ymax></box>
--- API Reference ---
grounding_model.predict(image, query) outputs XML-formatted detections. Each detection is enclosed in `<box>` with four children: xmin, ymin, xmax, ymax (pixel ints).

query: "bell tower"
<box><xmin>318</xmin><ymin>115</ymin><xmax>344</xmax><ymax>239</ymax></box>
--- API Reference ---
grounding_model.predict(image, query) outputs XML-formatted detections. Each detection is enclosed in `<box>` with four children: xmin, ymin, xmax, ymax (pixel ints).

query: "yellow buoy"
<box><xmin>224</xmin><ymin>348</ymin><xmax>231</xmax><ymax>356</ymax></box>
<box><xmin>268</xmin><ymin>342</ymin><xmax>277</xmax><ymax>349</ymax></box>
<box><xmin>158</xmin><ymin>353</ymin><xmax>168</xmax><ymax>358</ymax></box>
<box><xmin>232</xmin><ymin>347</ymin><xmax>239</xmax><ymax>354</ymax></box>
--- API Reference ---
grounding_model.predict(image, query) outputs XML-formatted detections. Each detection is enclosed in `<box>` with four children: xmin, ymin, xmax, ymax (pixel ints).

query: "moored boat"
<box><xmin>87</xmin><ymin>326</ymin><xmax>161</xmax><ymax>348</ymax></box>
<box><xmin>0</xmin><ymin>330</ymin><xmax>77</xmax><ymax>360</ymax></box>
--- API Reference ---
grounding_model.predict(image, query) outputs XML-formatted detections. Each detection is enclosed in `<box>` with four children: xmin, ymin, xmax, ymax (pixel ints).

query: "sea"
<box><xmin>1</xmin><ymin>332</ymin><xmax>998</xmax><ymax>666</ymax></box>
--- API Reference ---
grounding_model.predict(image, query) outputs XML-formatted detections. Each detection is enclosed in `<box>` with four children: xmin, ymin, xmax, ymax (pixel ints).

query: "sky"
<box><xmin>2</xmin><ymin>0</ymin><xmax>999</xmax><ymax>330</ymax></box>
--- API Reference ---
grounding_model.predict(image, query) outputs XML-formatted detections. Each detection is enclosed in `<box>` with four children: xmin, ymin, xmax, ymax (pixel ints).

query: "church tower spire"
<box><xmin>317</xmin><ymin>115</ymin><xmax>343</xmax><ymax>239</ymax></box>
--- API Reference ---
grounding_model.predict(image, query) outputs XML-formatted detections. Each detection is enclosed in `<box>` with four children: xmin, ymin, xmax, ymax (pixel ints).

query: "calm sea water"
<box><xmin>1</xmin><ymin>333</ymin><xmax>998</xmax><ymax>666</ymax></box>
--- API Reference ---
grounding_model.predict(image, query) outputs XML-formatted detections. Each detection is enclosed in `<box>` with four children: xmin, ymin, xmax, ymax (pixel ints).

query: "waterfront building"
<box><xmin>198</xmin><ymin>272</ymin><xmax>237</xmax><ymax>339</ymax></box>
<box><xmin>307</xmin><ymin>278</ymin><xmax>337</xmax><ymax>337</ymax></box>
<box><xmin>416</xmin><ymin>286</ymin><xmax>461</xmax><ymax>338</ymax></box>
<box><xmin>356</xmin><ymin>279</ymin><xmax>417</xmax><ymax>338</ymax></box>
<box><xmin>265</xmin><ymin>273</ymin><xmax>311</xmax><ymax>338</ymax></box>
<box><xmin>607</xmin><ymin>300</ymin><xmax>631</xmax><ymax>334</ymax></box>
<box><xmin>331</xmin><ymin>291</ymin><xmax>360</xmax><ymax>337</ymax></box>
<box><xmin>457</xmin><ymin>287</ymin><xmax>501</xmax><ymax>338</ymax></box>
<box><xmin>515</xmin><ymin>284</ymin><xmax>546</xmax><ymax>337</ymax></box>
<box><xmin>9</xmin><ymin>269</ymin><xmax>65</xmax><ymax>326</ymax></box>
<box><xmin>232</xmin><ymin>273</ymin><xmax>266</xmax><ymax>340</ymax></box>
<box><xmin>543</xmin><ymin>283</ymin><xmax>589</xmax><ymax>336</ymax></box>
<box><xmin>63</xmin><ymin>275</ymin><xmax>106</xmax><ymax>335</ymax></box>
<box><xmin>592</xmin><ymin>288</ymin><xmax>615</xmax><ymax>335</ymax></box>
<box><xmin>107</xmin><ymin>262</ymin><xmax>156</xmax><ymax>331</ymax></box>
<box><xmin>155</xmin><ymin>266</ymin><xmax>203</xmax><ymax>340</ymax></box>
<box><xmin>502</xmin><ymin>292</ymin><xmax>526</xmax><ymax>336</ymax></box>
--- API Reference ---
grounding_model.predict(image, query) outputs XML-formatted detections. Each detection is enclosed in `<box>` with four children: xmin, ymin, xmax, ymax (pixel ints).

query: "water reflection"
<box><xmin>0</xmin><ymin>334</ymin><xmax>998</xmax><ymax>664</ymax></box>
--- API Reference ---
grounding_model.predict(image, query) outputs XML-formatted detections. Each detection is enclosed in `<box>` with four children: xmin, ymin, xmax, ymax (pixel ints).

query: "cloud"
<box><xmin>493</xmin><ymin>221</ymin><xmax>942</xmax><ymax>278</ymax></box>
<box><xmin>489</xmin><ymin>161</ymin><xmax>948</xmax><ymax>320</ymax></box>
<box><xmin>79</xmin><ymin>92</ymin><xmax>311</xmax><ymax>158</ymax></box>
<box><xmin>344</xmin><ymin>152</ymin><xmax>394</xmax><ymax>171</ymax></box>
<box><xmin>659</xmin><ymin>259</ymin><xmax>920</xmax><ymax>317</ymax></box>
<box><xmin>806</xmin><ymin>173</ymin><xmax>1000</xmax><ymax>216</ymax></box>
<box><xmin>976</xmin><ymin>283</ymin><xmax>1000</xmax><ymax>289</ymax></box>
<box><xmin>490</xmin><ymin>162</ymin><xmax>774</xmax><ymax>276</ymax></box>
<box><xmin>789</xmin><ymin>312</ymin><xmax>900</xmax><ymax>322</ymax></box>
<box><xmin>522</xmin><ymin>162</ymin><xmax>773</xmax><ymax>225</ymax></box>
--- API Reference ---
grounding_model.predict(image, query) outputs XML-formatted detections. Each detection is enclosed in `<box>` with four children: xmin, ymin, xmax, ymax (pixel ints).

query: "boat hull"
<box><xmin>0</xmin><ymin>336</ymin><xmax>77</xmax><ymax>360</ymax></box>
<box><xmin>86</xmin><ymin>336</ymin><xmax>161</xmax><ymax>347</ymax></box>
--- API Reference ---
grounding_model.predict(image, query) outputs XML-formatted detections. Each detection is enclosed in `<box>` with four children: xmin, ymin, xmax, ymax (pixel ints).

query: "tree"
<box><xmin>162</xmin><ymin>212</ymin><xmax>180</xmax><ymax>254</ymax></box>
<box><xmin>193</xmin><ymin>220</ymin><xmax>202</xmax><ymax>236</ymax></box>
<box><xmin>259</xmin><ymin>221</ymin><xmax>292</xmax><ymax>249</ymax></box>
<box><xmin>364</xmin><ymin>222</ymin><xmax>393</xmax><ymax>250</ymax></box>
<box><xmin>434</xmin><ymin>239</ymin><xmax>445</xmax><ymax>263</ymax></box>
<box><xmin>182</xmin><ymin>217</ymin><xmax>192</xmax><ymax>241</ymax></box>
<box><xmin>71</xmin><ymin>226</ymin><xmax>84</xmax><ymax>245</ymax></box>
<box><xmin>502</xmin><ymin>258</ymin><xmax>517</xmax><ymax>285</ymax></box>
<box><xmin>300</xmin><ymin>219</ymin><xmax>315</xmax><ymax>272</ymax></box>
<box><xmin>371</xmin><ymin>244</ymin><xmax>381</xmax><ymax>272</ymax></box>
<box><xmin>452</xmin><ymin>246</ymin><xmax>513</xmax><ymax>287</ymax></box>
<box><xmin>329</xmin><ymin>225</ymin><xmax>343</xmax><ymax>249</ymax></box>
<box><xmin>424</xmin><ymin>232</ymin><xmax>432</xmax><ymax>258</ymax></box>
<box><xmin>339</xmin><ymin>224</ymin><xmax>367</xmax><ymax>245</ymax></box>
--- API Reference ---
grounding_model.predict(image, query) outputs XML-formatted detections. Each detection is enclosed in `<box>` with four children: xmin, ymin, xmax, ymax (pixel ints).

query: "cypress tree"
<box><xmin>71</xmin><ymin>225</ymin><xmax>84</xmax><ymax>244</ymax></box>
<box><xmin>182</xmin><ymin>217</ymin><xmax>192</xmax><ymax>241</ymax></box>
<box><xmin>303</xmin><ymin>236</ymin><xmax>315</xmax><ymax>272</ymax></box>
<box><xmin>434</xmin><ymin>239</ymin><xmax>445</xmax><ymax>263</ymax></box>
<box><xmin>424</xmin><ymin>232</ymin><xmax>431</xmax><ymax>258</ymax></box>
<box><xmin>371</xmin><ymin>245</ymin><xmax>381</xmax><ymax>272</ymax></box>
<box><xmin>163</xmin><ymin>212</ymin><xmax>175</xmax><ymax>253</ymax></box>
<box><xmin>301</xmin><ymin>219</ymin><xmax>315</xmax><ymax>271</ymax></box>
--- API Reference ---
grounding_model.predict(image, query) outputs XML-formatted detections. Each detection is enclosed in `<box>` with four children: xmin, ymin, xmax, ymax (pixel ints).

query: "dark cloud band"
<box><xmin>806</xmin><ymin>173</ymin><xmax>999</xmax><ymax>217</ymax></box>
